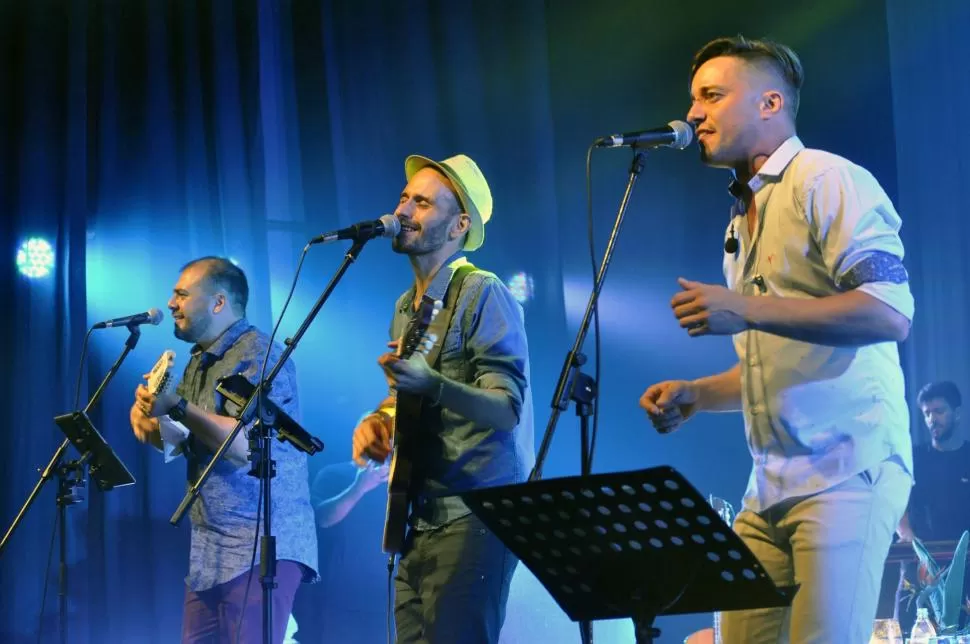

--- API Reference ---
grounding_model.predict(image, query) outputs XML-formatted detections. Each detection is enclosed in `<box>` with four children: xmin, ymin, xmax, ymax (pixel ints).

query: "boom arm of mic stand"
<box><xmin>170</xmin><ymin>238</ymin><xmax>367</xmax><ymax>526</ymax></box>
<box><xmin>529</xmin><ymin>151</ymin><xmax>646</xmax><ymax>483</ymax></box>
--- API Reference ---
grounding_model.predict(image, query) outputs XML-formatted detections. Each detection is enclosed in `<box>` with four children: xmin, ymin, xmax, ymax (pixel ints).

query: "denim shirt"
<box><xmin>722</xmin><ymin>137</ymin><xmax>914</xmax><ymax>513</ymax></box>
<box><xmin>175</xmin><ymin>318</ymin><xmax>318</xmax><ymax>590</ymax></box>
<box><xmin>389</xmin><ymin>262</ymin><xmax>535</xmax><ymax>529</ymax></box>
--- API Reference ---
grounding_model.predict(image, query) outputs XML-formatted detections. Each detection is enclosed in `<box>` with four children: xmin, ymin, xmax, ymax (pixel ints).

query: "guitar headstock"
<box><xmin>147</xmin><ymin>350</ymin><xmax>176</xmax><ymax>396</ymax></box>
<box><xmin>707</xmin><ymin>494</ymin><xmax>736</xmax><ymax>526</ymax></box>
<box><xmin>398</xmin><ymin>295</ymin><xmax>443</xmax><ymax>360</ymax></box>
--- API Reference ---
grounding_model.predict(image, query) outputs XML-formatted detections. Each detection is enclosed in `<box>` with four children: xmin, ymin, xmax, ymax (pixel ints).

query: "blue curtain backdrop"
<box><xmin>2</xmin><ymin>0</ymin><xmax>966</xmax><ymax>641</ymax></box>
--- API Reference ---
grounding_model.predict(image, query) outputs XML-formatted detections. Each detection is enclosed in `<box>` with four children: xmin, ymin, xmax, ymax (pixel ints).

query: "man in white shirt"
<box><xmin>640</xmin><ymin>36</ymin><xmax>914</xmax><ymax>643</ymax></box>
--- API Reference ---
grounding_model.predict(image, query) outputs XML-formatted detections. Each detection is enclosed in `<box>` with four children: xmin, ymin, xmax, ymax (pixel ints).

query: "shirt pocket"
<box><xmin>437</xmin><ymin>322</ymin><xmax>467</xmax><ymax>380</ymax></box>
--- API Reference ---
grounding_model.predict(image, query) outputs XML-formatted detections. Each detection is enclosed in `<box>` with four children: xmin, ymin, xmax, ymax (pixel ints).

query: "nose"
<box><xmin>686</xmin><ymin>102</ymin><xmax>705</xmax><ymax>128</ymax></box>
<box><xmin>167</xmin><ymin>294</ymin><xmax>177</xmax><ymax>310</ymax></box>
<box><xmin>395</xmin><ymin>199</ymin><xmax>415</xmax><ymax>219</ymax></box>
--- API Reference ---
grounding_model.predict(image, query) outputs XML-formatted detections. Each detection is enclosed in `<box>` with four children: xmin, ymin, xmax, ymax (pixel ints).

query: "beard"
<box><xmin>698</xmin><ymin>137</ymin><xmax>734</xmax><ymax>168</ymax></box>
<box><xmin>698</xmin><ymin>143</ymin><xmax>713</xmax><ymax>165</ymax></box>
<box><xmin>930</xmin><ymin>422</ymin><xmax>956</xmax><ymax>443</ymax></box>
<box><xmin>391</xmin><ymin>217</ymin><xmax>452</xmax><ymax>255</ymax></box>
<box><xmin>173</xmin><ymin>316</ymin><xmax>210</xmax><ymax>344</ymax></box>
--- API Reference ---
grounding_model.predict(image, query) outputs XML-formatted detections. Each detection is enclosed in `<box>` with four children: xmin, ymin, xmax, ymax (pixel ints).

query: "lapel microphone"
<box><xmin>724</xmin><ymin>222</ymin><xmax>739</xmax><ymax>254</ymax></box>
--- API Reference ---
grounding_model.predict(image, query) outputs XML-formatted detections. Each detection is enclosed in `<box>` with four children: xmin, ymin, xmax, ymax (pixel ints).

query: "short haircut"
<box><xmin>690</xmin><ymin>35</ymin><xmax>805</xmax><ymax>117</ymax></box>
<box><xmin>180</xmin><ymin>256</ymin><xmax>249</xmax><ymax>315</ymax></box>
<box><xmin>917</xmin><ymin>381</ymin><xmax>963</xmax><ymax>410</ymax></box>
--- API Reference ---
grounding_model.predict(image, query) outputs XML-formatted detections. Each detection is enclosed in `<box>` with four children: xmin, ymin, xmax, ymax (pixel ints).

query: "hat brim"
<box><xmin>405</xmin><ymin>155</ymin><xmax>484</xmax><ymax>252</ymax></box>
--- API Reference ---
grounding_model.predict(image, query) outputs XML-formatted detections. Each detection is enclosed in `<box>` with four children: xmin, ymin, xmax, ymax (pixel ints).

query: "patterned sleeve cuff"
<box><xmin>836</xmin><ymin>251</ymin><xmax>909</xmax><ymax>291</ymax></box>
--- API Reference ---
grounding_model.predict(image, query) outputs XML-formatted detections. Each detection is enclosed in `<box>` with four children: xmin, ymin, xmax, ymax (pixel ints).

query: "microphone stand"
<box><xmin>529</xmin><ymin>150</ymin><xmax>647</xmax><ymax>644</ymax></box>
<box><xmin>170</xmin><ymin>238</ymin><xmax>367</xmax><ymax>644</ymax></box>
<box><xmin>1</xmin><ymin>324</ymin><xmax>142</xmax><ymax>644</ymax></box>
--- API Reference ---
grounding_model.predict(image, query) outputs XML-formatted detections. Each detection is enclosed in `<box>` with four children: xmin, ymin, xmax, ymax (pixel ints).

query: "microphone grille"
<box><xmin>147</xmin><ymin>308</ymin><xmax>164</xmax><ymax>325</ymax></box>
<box><xmin>379</xmin><ymin>213</ymin><xmax>401</xmax><ymax>238</ymax></box>
<box><xmin>668</xmin><ymin>120</ymin><xmax>694</xmax><ymax>150</ymax></box>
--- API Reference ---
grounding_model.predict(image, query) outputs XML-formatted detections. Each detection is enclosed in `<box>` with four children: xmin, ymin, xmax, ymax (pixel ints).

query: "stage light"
<box><xmin>506</xmin><ymin>271</ymin><xmax>534</xmax><ymax>305</ymax></box>
<box><xmin>16</xmin><ymin>237</ymin><xmax>55</xmax><ymax>278</ymax></box>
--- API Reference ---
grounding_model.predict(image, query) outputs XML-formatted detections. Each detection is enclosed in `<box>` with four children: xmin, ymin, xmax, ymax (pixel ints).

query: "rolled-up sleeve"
<box><xmin>462</xmin><ymin>276</ymin><xmax>529</xmax><ymax>422</ymax></box>
<box><xmin>805</xmin><ymin>165</ymin><xmax>915</xmax><ymax>321</ymax></box>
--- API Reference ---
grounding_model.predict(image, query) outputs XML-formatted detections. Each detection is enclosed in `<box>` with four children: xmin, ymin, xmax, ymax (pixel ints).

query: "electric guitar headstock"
<box><xmin>396</xmin><ymin>295</ymin><xmax>443</xmax><ymax>361</ymax></box>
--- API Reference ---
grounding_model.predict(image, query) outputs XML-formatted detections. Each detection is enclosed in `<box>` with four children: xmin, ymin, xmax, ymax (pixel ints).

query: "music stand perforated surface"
<box><xmin>53</xmin><ymin>411</ymin><xmax>135</xmax><ymax>491</ymax></box>
<box><xmin>457</xmin><ymin>466</ymin><xmax>796</xmax><ymax>641</ymax></box>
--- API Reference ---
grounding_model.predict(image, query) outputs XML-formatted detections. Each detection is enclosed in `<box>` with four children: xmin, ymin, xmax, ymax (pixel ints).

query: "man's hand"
<box><xmin>896</xmin><ymin>514</ymin><xmax>916</xmax><ymax>544</ymax></box>
<box><xmin>378</xmin><ymin>350</ymin><xmax>438</xmax><ymax>395</ymax></box>
<box><xmin>353</xmin><ymin>462</ymin><xmax>390</xmax><ymax>494</ymax></box>
<box><xmin>672</xmin><ymin>277</ymin><xmax>749</xmax><ymax>336</ymax></box>
<box><xmin>352</xmin><ymin>413</ymin><xmax>392</xmax><ymax>467</ymax></box>
<box><xmin>639</xmin><ymin>380</ymin><xmax>700</xmax><ymax>434</ymax></box>
<box><xmin>134</xmin><ymin>380</ymin><xmax>178</xmax><ymax>418</ymax></box>
<box><xmin>129</xmin><ymin>400</ymin><xmax>161</xmax><ymax>443</ymax></box>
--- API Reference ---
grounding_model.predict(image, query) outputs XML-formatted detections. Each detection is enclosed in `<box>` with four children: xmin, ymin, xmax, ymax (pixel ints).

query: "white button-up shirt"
<box><xmin>723</xmin><ymin>136</ymin><xmax>914</xmax><ymax>513</ymax></box>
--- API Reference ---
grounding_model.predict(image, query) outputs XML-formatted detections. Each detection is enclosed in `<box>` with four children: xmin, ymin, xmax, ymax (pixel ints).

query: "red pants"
<box><xmin>181</xmin><ymin>560</ymin><xmax>303</xmax><ymax>644</ymax></box>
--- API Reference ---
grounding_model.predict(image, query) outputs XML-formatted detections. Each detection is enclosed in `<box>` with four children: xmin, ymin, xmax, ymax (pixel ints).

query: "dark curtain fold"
<box><xmin>1</xmin><ymin>0</ymin><xmax>92</xmax><ymax>639</ymax></box>
<box><xmin>2</xmin><ymin>0</ymin><xmax>965</xmax><ymax>641</ymax></box>
<box><xmin>886</xmin><ymin>0</ymin><xmax>970</xmax><ymax>440</ymax></box>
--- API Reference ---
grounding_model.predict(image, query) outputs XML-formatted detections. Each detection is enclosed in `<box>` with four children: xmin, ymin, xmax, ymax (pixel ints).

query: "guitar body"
<box><xmin>383</xmin><ymin>390</ymin><xmax>422</xmax><ymax>554</ymax></box>
<box><xmin>382</xmin><ymin>295</ymin><xmax>442</xmax><ymax>555</ymax></box>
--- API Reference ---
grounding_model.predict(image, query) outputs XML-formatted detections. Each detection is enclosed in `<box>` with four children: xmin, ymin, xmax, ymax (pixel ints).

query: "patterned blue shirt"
<box><xmin>175</xmin><ymin>318</ymin><xmax>318</xmax><ymax>591</ymax></box>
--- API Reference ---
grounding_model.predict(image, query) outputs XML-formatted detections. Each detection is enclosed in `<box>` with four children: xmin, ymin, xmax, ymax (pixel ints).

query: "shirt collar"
<box><xmin>426</xmin><ymin>252</ymin><xmax>468</xmax><ymax>301</ymax></box>
<box><xmin>402</xmin><ymin>252</ymin><xmax>468</xmax><ymax>310</ymax></box>
<box><xmin>727</xmin><ymin>135</ymin><xmax>804</xmax><ymax>199</ymax></box>
<box><xmin>191</xmin><ymin>318</ymin><xmax>252</xmax><ymax>360</ymax></box>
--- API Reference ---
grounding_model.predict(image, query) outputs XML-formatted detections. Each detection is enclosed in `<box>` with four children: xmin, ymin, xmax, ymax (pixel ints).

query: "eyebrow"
<box><xmin>173</xmin><ymin>288</ymin><xmax>190</xmax><ymax>296</ymax></box>
<box><xmin>690</xmin><ymin>84</ymin><xmax>727</xmax><ymax>99</ymax></box>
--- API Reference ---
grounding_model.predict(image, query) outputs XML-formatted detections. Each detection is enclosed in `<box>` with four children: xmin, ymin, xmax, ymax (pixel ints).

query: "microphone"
<box><xmin>595</xmin><ymin>120</ymin><xmax>694</xmax><ymax>150</ymax></box>
<box><xmin>93</xmin><ymin>308</ymin><xmax>164</xmax><ymax>329</ymax></box>
<box><xmin>310</xmin><ymin>214</ymin><xmax>401</xmax><ymax>245</ymax></box>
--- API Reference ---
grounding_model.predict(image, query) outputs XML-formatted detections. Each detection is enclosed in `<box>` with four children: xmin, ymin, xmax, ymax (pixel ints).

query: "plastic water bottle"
<box><xmin>910</xmin><ymin>607</ymin><xmax>937</xmax><ymax>643</ymax></box>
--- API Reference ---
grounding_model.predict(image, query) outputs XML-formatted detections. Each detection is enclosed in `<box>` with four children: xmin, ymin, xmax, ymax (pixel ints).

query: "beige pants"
<box><xmin>719</xmin><ymin>459</ymin><xmax>911</xmax><ymax>644</ymax></box>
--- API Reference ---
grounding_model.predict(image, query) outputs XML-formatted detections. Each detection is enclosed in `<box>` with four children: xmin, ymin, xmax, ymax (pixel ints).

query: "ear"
<box><xmin>451</xmin><ymin>212</ymin><xmax>471</xmax><ymax>241</ymax></box>
<box><xmin>211</xmin><ymin>292</ymin><xmax>228</xmax><ymax>315</ymax></box>
<box><xmin>760</xmin><ymin>89</ymin><xmax>785</xmax><ymax>119</ymax></box>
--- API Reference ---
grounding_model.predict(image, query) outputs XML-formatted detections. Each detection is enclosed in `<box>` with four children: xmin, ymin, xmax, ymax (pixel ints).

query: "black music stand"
<box><xmin>53</xmin><ymin>411</ymin><xmax>135</xmax><ymax>491</ymax></box>
<box><xmin>458</xmin><ymin>466</ymin><xmax>796</xmax><ymax>643</ymax></box>
<box><xmin>215</xmin><ymin>374</ymin><xmax>324</xmax><ymax>456</ymax></box>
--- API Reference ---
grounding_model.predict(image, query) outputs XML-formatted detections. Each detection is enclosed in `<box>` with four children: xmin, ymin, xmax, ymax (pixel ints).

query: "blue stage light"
<box><xmin>506</xmin><ymin>271</ymin><xmax>534</xmax><ymax>305</ymax></box>
<box><xmin>16</xmin><ymin>237</ymin><xmax>55</xmax><ymax>278</ymax></box>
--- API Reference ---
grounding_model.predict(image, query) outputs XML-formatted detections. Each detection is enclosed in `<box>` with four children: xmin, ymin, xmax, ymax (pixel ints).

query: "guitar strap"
<box><xmin>421</xmin><ymin>262</ymin><xmax>476</xmax><ymax>372</ymax></box>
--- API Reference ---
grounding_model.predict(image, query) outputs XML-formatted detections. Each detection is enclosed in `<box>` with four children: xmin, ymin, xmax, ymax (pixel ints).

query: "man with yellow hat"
<box><xmin>351</xmin><ymin>154</ymin><xmax>535</xmax><ymax>643</ymax></box>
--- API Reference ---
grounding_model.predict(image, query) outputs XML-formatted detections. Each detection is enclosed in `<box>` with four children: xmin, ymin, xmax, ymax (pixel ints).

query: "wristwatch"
<box><xmin>167</xmin><ymin>397</ymin><xmax>188</xmax><ymax>422</ymax></box>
